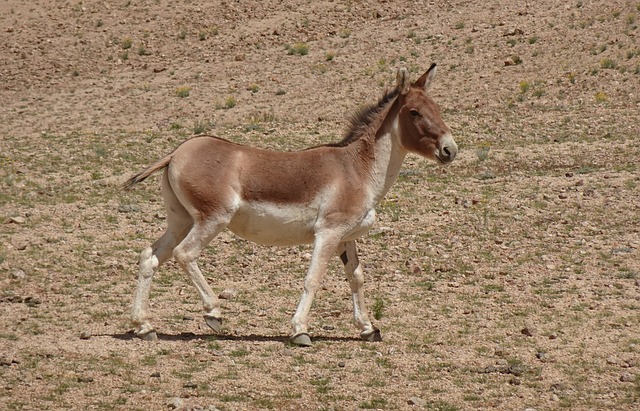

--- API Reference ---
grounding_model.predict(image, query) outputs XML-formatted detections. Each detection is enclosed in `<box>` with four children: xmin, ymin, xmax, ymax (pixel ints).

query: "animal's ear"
<box><xmin>414</xmin><ymin>63</ymin><xmax>437</xmax><ymax>91</ymax></box>
<box><xmin>396</xmin><ymin>67</ymin><xmax>411</xmax><ymax>95</ymax></box>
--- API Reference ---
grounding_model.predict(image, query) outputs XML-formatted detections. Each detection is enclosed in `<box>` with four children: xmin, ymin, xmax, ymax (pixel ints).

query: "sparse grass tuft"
<box><xmin>175</xmin><ymin>86</ymin><xmax>192</xmax><ymax>98</ymax></box>
<box><xmin>121</xmin><ymin>37</ymin><xmax>133</xmax><ymax>49</ymax></box>
<box><xmin>600</xmin><ymin>58</ymin><xmax>617</xmax><ymax>69</ymax></box>
<box><xmin>594</xmin><ymin>91</ymin><xmax>608</xmax><ymax>103</ymax></box>
<box><xmin>372</xmin><ymin>296</ymin><xmax>384</xmax><ymax>320</ymax></box>
<box><xmin>193</xmin><ymin>119</ymin><xmax>212</xmax><ymax>135</ymax></box>
<box><xmin>224</xmin><ymin>95</ymin><xmax>237</xmax><ymax>109</ymax></box>
<box><xmin>285</xmin><ymin>42</ymin><xmax>309</xmax><ymax>56</ymax></box>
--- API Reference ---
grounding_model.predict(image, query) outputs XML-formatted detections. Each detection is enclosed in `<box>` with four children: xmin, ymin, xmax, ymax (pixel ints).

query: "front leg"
<box><xmin>290</xmin><ymin>232</ymin><xmax>342</xmax><ymax>346</ymax></box>
<box><xmin>337</xmin><ymin>240</ymin><xmax>381</xmax><ymax>342</ymax></box>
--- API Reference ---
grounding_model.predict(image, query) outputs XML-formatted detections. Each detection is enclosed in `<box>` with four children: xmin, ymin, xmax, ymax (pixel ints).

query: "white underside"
<box><xmin>227</xmin><ymin>200</ymin><xmax>377</xmax><ymax>246</ymax></box>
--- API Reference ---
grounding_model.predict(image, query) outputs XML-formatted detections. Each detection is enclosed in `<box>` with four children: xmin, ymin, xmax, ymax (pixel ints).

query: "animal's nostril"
<box><xmin>442</xmin><ymin>146</ymin><xmax>451</xmax><ymax>156</ymax></box>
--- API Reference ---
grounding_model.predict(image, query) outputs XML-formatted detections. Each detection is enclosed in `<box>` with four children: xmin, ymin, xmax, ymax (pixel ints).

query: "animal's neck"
<box><xmin>364</xmin><ymin>99</ymin><xmax>408</xmax><ymax>205</ymax></box>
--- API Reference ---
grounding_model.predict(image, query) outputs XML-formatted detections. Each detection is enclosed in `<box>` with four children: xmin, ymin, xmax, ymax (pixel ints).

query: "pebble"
<box><xmin>24</xmin><ymin>296</ymin><xmax>42</xmax><ymax>307</ymax></box>
<box><xmin>521</xmin><ymin>327</ymin><xmax>535</xmax><ymax>337</ymax></box>
<box><xmin>8</xmin><ymin>216</ymin><xmax>25</xmax><ymax>224</ymax></box>
<box><xmin>11</xmin><ymin>269</ymin><xmax>26</xmax><ymax>280</ymax></box>
<box><xmin>620</xmin><ymin>372</ymin><xmax>636</xmax><ymax>383</ymax></box>
<box><xmin>218</xmin><ymin>289</ymin><xmax>237</xmax><ymax>300</ymax></box>
<box><xmin>407</xmin><ymin>397</ymin><xmax>426</xmax><ymax>406</ymax></box>
<box><xmin>168</xmin><ymin>397</ymin><xmax>184</xmax><ymax>409</ymax></box>
<box><xmin>79</xmin><ymin>331</ymin><xmax>92</xmax><ymax>340</ymax></box>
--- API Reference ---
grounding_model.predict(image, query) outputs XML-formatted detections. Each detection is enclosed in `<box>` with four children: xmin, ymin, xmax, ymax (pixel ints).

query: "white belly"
<box><xmin>228</xmin><ymin>201</ymin><xmax>317</xmax><ymax>246</ymax></box>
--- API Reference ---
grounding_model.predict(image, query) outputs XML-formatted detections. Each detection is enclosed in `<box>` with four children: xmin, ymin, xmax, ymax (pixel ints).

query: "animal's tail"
<box><xmin>123</xmin><ymin>155</ymin><xmax>172</xmax><ymax>190</ymax></box>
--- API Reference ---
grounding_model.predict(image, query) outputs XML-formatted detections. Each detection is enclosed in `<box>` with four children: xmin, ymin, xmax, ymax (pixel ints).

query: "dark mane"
<box><xmin>327</xmin><ymin>87</ymin><xmax>400</xmax><ymax>147</ymax></box>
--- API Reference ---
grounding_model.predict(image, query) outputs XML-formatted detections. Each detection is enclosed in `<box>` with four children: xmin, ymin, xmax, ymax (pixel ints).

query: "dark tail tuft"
<box><xmin>123</xmin><ymin>155</ymin><xmax>172</xmax><ymax>190</ymax></box>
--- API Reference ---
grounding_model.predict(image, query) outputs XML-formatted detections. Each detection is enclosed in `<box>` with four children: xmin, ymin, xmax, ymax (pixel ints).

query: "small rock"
<box><xmin>8</xmin><ymin>216</ymin><xmax>25</xmax><ymax>224</ymax></box>
<box><xmin>151</xmin><ymin>371</ymin><xmax>161</xmax><ymax>378</ymax></box>
<box><xmin>168</xmin><ymin>397</ymin><xmax>184</xmax><ymax>409</ymax></box>
<box><xmin>182</xmin><ymin>315</ymin><xmax>194</xmax><ymax>321</ymax></box>
<box><xmin>117</xmin><ymin>204</ymin><xmax>140</xmax><ymax>213</ymax></box>
<box><xmin>24</xmin><ymin>296</ymin><xmax>42</xmax><ymax>307</ymax></box>
<box><xmin>407</xmin><ymin>397</ymin><xmax>427</xmax><ymax>406</ymax></box>
<box><xmin>620</xmin><ymin>372</ymin><xmax>636</xmax><ymax>383</ymax></box>
<box><xmin>548</xmin><ymin>333</ymin><xmax>558</xmax><ymax>340</ymax></box>
<box><xmin>322</xmin><ymin>325</ymin><xmax>335</xmax><ymax>331</ymax></box>
<box><xmin>218</xmin><ymin>289</ymin><xmax>237</xmax><ymax>300</ymax></box>
<box><xmin>521</xmin><ymin>327</ymin><xmax>535</xmax><ymax>337</ymax></box>
<box><xmin>1</xmin><ymin>356</ymin><xmax>19</xmax><ymax>366</ymax></box>
<box><xmin>536</xmin><ymin>351</ymin><xmax>547</xmax><ymax>362</ymax></box>
<box><xmin>509</xmin><ymin>377</ymin><xmax>521</xmax><ymax>385</ymax></box>
<box><xmin>183</xmin><ymin>381</ymin><xmax>197</xmax><ymax>389</ymax></box>
<box><xmin>338</xmin><ymin>361</ymin><xmax>346</xmax><ymax>368</ymax></box>
<box><xmin>77</xmin><ymin>376</ymin><xmax>94</xmax><ymax>383</ymax></box>
<box><xmin>11</xmin><ymin>269</ymin><xmax>26</xmax><ymax>280</ymax></box>
<box><xmin>79</xmin><ymin>331</ymin><xmax>92</xmax><ymax>340</ymax></box>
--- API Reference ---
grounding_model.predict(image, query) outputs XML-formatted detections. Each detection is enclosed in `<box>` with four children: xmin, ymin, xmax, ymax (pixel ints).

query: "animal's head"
<box><xmin>394</xmin><ymin>64</ymin><xmax>457</xmax><ymax>164</ymax></box>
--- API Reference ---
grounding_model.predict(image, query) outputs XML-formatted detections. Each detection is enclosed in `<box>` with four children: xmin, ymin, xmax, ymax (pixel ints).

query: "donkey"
<box><xmin>125</xmin><ymin>65</ymin><xmax>457</xmax><ymax>346</ymax></box>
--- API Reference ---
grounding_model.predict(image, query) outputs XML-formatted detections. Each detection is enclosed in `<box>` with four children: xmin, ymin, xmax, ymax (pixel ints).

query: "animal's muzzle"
<box><xmin>437</xmin><ymin>134</ymin><xmax>458</xmax><ymax>164</ymax></box>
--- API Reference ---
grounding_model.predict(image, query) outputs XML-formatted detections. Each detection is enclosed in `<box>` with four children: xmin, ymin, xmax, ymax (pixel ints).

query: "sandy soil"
<box><xmin>1</xmin><ymin>1</ymin><xmax>639</xmax><ymax>410</ymax></box>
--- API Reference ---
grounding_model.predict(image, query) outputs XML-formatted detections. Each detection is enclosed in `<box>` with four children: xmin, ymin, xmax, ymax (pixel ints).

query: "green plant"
<box><xmin>519</xmin><ymin>80</ymin><xmax>531</xmax><ymax>93</ymax></box>
<box><xmin>475</xmin><ymin>142</ymin><xmax>491</xmax><ymax>161</ymax></box>
<box><xmin>455</xmin><ymin>21</ymin><xmax>465</xmax><ymax>29</ymax></box>
<box><xmin>224</xmin><ymin>95</ymin><xmax>237</xmax><ymax>109</ymax></box>
<box><xmin>325</xmin><ymin>51</ymin><xmax>335</xmax><ymax>61</ymax></box>
<box><xmin>600</xmin><ymin>58</ymin><xmax>617</xmax><ymax>69</ymax></box>
<box><xmin>594</xmin><ymin>91</ymin><xmax>608</xmax><ymax>103</ymax></box>
<box><xmin>247</xmin><ymin>83</ymin><xmax>259</xmax><ymax>93</ymax></box>
<box><xmin>137</xmin><ymin>45</ymin><xmax>150</xmax><ymax>56</ymax></box>
<box><xmin>360</xmin><ymin>397</ymin><xmax>388</xmax><ymax>409</ymax></box>
<box><xmin>372</xmin><ymin>296</ymin><xmax>384</xmax><ymax>320</ymax></box>
<box><xmin>310</xmin><ymin>377</ymin><xmax>331</xmax><ymax>394</ymax></box>
<box><xmin>175</xmin><ymin>86</ymin><xmax>192</xmax><ymax>98</ymax></box>
<box><xmin>528</xmin><ymin>35</ymin><xmax>538</xmax><ymax>44</ymax></box>
<box><xmin>121</xmin><ymin>37</ymin><xmax>133</xmax><ymax>49</ymax></box>
<box><xmin>193</xmin><ymin>120</ymin><xmax>212</xmax><ymax>135</ymax></box>
<box><xmin>285</xmin><ymin>42</ymin><xmax>309</xmax><ymax>56</ymax></box>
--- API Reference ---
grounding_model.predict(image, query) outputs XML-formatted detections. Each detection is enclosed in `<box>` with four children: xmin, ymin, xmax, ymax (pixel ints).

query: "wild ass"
<box><xmin>125</xmin><ymin>65</ymin><xmax>457</xmax><ymax>346</ymax></box>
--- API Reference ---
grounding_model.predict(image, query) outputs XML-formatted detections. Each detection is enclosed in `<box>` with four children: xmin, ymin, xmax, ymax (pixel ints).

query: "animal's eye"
<box><xmin>409</xmin><ymin>109</ymin><xmax>421</xmax><ymax>117</ymax></box>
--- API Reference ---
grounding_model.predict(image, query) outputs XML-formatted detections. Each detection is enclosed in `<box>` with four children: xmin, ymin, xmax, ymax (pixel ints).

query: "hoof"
<box><xmin>290</xmin><ymin>333</ymin><xmax>312</xmax><ymax>347</ymax></box>
<box><xmin>361</xmin><ymin>327</ymin><xmax>382</xmax><ymax>342</ymax></box>
<box><xmin>204</xmin><ymin>315</ymin><xmax>222</xmax><ymax>333</ymax></box>
<box><xmin>136</xmin><ymin>330</ymin><xmax>158</xmax><ymax>341</ymax></box>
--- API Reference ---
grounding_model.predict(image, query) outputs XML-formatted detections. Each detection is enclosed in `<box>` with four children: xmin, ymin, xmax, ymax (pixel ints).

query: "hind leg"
<box><xmin>173</xmin><ymin>218</ymin><xmax>229</xmax><ymax>333</ymax></box>
<box><xmin>131</xmin><ymin>171</ymin><xmax>192</xmax><ymax>340</ymax></box>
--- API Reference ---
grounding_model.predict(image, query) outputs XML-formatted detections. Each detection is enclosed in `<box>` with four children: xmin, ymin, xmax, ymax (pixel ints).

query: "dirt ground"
<box><xmin>1</xmin><ymin>0</ymin><xmax>639</xmax><ymax>410</ymax></box>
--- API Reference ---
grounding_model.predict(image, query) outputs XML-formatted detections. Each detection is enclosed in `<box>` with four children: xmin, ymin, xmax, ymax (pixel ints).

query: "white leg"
<box><xmin>338</xmin><ymin>240</ymin><xmax>381</xmax><ymax>341</ymax></box>
<box><xmin>131</xmin><ymin>227</ymin><xmax>187</xmax><ymax>340</ymax></box>
<box><xmin>131</xmin><ymin>171</ymin><xmax>192</xmax><ymax>340</ymax></box>
<box><xmin>172</xmin><ymin>220</ymin><xmax>226</xmax><ymax>332</ymax></box>
<box><xmin>291</xmin><ymin>232</ymin><xmax>341</xmax><ymax>346</ymax></box>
